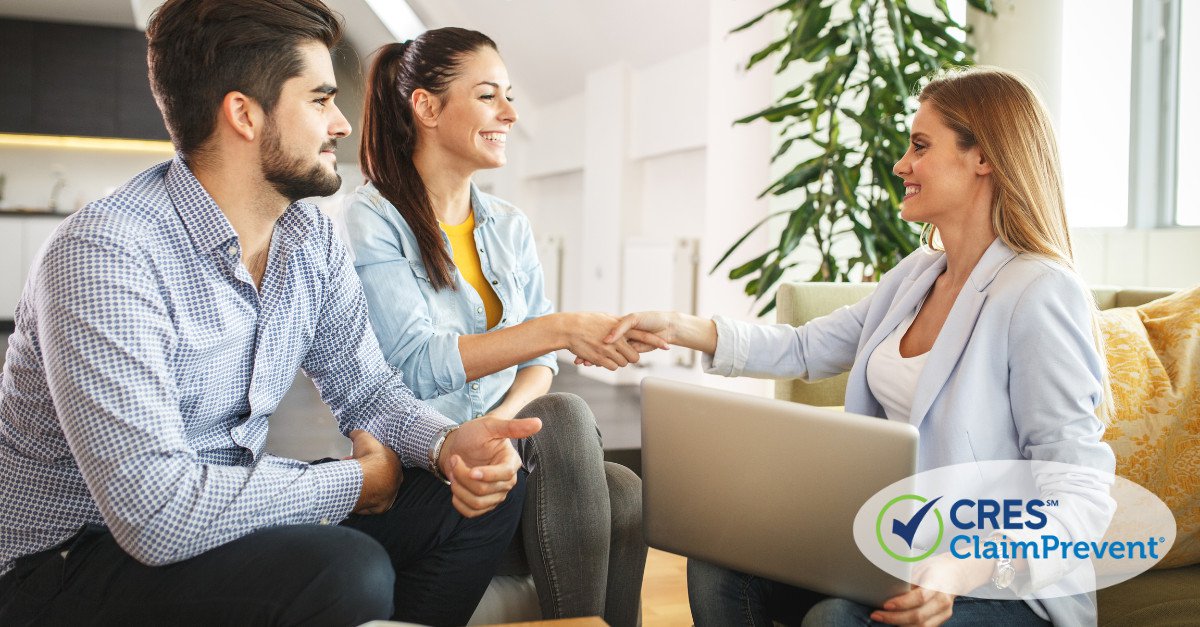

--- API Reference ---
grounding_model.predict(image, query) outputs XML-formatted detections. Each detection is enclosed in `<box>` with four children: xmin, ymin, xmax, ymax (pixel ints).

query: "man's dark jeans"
<box><xmin>0</xmin><ymin>468</ymin><xmax>526</xmax><ymax>627</ymax></box>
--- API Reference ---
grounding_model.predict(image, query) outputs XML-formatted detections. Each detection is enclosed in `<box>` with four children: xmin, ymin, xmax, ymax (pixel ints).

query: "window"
<box><xmin>1177</xmin><ymin>1</ymin><xmax>1199</xmax><ymax>225</ymax></box>
<box><xmin>1060</xmin><ymin>1</ymin><xmax>1134</xmax><ymax>228</ymax></box>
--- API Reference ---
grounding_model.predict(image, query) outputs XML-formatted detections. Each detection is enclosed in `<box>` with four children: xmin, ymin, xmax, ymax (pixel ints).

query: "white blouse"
<box><xmin>866</xmin><ymin>303</ymin><xmax>929</xmax><ymax>423</ymax></box>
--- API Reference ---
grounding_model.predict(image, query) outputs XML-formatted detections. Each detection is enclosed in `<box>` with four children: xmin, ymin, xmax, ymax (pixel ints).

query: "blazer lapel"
<box><xmin>909</xmin><ymin>238</ymin><xmax>1017</xmax><ymax>428</ymax></box>
<box><xmin>859</xmin><ymin>255</ymin><xmax>946</xmax><ymax>372</ymax></box>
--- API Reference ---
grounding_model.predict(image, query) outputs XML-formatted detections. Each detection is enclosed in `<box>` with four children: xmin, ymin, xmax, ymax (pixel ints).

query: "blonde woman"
<box><xmin>605</xmin><ymin>67</ymin><xmax>1115</xmax><ymax>626</ymax></box>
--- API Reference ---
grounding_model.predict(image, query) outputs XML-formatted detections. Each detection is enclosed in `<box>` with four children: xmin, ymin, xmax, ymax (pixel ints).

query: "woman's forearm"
<box><xmin>670</xmin><ymin>312</ymin><xmax>719</xmax><ymax>354</ymax></box>
<box><xmin>490</xmin><ymin>365</ymin><xmax>553</xmax><ymax>419</ymax></box>
<box><xmin>457</xmin><ymin>314</ymin><xmax>564</xmax><ymax>382</ymax></box>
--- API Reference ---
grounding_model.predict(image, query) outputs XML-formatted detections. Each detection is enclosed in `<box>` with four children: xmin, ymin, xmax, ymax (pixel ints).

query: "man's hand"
<box><xmin>350</xmin><ymin>429</ymin><xmax>403</xmax><ymax>515</ymax></box>
<box><xmin>439</xmin><ymin>416</ymin><xmax>542</xmax><ymax>518</ymax></box>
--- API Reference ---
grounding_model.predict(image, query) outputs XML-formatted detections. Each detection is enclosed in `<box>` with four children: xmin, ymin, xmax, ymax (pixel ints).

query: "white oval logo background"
<box><xmin>853</xmin><ymin>460</ymin><xmax>1176</xmax><ymax>600</ymax></box>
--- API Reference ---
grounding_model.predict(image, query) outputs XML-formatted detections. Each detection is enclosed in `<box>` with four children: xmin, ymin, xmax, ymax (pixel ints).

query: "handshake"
<box><xmin>559</xmin><ymin>311</ymin><xmax>681</xmax><ymax>370</ymax></box>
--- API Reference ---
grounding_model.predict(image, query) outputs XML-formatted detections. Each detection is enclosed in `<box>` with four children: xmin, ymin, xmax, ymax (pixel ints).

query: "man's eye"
<box><xmin>480</xmin><ymin>94</ymin><xmax>495</xmax><ymax>101</ymax></box>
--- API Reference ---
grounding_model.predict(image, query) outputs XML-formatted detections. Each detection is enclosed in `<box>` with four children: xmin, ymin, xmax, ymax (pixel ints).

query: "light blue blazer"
<box><xmin>705</xmin><ymin>238</ymin><xmax>1116</xmax><ymax>625</ymax></box>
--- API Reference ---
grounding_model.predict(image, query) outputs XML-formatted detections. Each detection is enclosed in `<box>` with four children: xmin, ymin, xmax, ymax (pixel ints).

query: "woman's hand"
<box><xmin>871</xmin><ymin>552</ymin><xmax>992</xmax><ymax>626</ymax></box>
<box><xmin>870</xmin><ymin>586</ymin><xmax>956</xmax><ymax>627</ymax></box>
<box><xmin>559</xmin><ymin>312</ymin><xmax>668</xmax><ymax>370</ymax></box>
<box><xmin>604</xmin><ymin>311</ymin><xmax>678</xmax><ymax>346</ymax></box>
<box><xmin>576</xmin><ymin>311</ymin><xmax>716</xmax><ymax>366</ymax></box>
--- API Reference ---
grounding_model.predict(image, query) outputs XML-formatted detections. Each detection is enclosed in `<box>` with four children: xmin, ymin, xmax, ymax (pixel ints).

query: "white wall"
<box><xmin>522</xmin><ymin>95</ymin><xmax>586</xmax><ymax>178</ymax></box>
<box><xmin>969</xmin><ymin>0</ymin><xmax>1064</xmax><ymax>125</ymax></box>
<box><xmin>629</xmin><ymin>46</ymin><xmax>708</xmax><ymax>160</ymax></box>
<box><xmin>1073</xmin><ymin>228</ymin><xmax>1200</xmax><ymax>288</ymax></box>
<box><xmin>522</xmin><ymin>170</ymin><xmax>585</xmax><ymax>314</ymax></box>
<box><xmin>632</xmin><ymin>148</ymin><xmax>707</xmax><ymax>240</ymax></box>
<box><xmin>487</xmin><ymin>0</ymin><xmax>779</xmax><ymax>395</ymax></box>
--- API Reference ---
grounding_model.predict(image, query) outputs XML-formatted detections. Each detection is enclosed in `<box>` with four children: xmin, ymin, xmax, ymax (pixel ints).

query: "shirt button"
<box><xmin>226</xmin><ymin>245</ymin><xmax>237</xmax><ymax>256</ymax></box>
<box><xmin>475</xmin><ymin>413</ymin><xmax>483</xmax><ymax>419</ymax></box>
<box><xmin>476</xmin><ymin>306</ymin><xmax>484</xmax><ymax>314</ymax></box>
<box><xmin>491</xmin><ymin>279</ymin><xmax>499</xmax><ymax>285</ymax></box>
<box><xmin>471</xmin><ymin>383</ymin><xmax>480</xmax><ymax>390</ymax></box>
<box><xmin>320</xmin><ymin>518</ymin><xmax>330</xmax><ymax>525</ymax></box>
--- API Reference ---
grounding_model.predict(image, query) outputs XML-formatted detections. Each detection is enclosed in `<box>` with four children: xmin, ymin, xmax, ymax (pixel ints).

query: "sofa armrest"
<box><xmin>773</xmin><ymin>282</ymin><xmax>877</xmax><ymax>406</ymax></box>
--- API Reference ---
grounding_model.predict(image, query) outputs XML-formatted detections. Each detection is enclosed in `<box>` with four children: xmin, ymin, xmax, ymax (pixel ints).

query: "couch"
<box><xmin>774</xmin><ymin>282</ymin><xmax>1200</xmax><ymax>627</ymax></box>
<box><xmin>467</xmin><ymin>561</ymin><xmax>540</xmax><ymax>624</ymax></box>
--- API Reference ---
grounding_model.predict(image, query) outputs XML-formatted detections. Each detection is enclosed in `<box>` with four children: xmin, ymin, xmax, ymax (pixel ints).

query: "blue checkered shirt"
<box><xmin>0</xmin><ymin>156</ymin><xmax>456</xmax><ymax>576</ymax></box>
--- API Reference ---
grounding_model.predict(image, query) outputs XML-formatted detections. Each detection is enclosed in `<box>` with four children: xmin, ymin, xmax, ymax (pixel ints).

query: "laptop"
<box><xmin>640</xmin><ymin>377</ymin><xmax>919</xmax><ymax>607</ymax></box>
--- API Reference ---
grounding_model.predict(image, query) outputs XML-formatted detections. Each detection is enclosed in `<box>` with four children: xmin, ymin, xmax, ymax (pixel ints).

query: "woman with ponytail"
<box><xmin>342</xmin><ymin>28</ymin><xmax>652</xmax><ymax>626</ymax></box>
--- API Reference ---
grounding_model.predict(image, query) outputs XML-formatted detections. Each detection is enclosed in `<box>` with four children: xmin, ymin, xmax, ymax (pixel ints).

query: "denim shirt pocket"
<box><xmin>502</xmin><ymin>270</ymin><xmax>530</xmax><ymax>324</ymax></box>
<box><xmin>406</xmin><ymin>259</ymin><xmax>440</xmax><ymax>324</ymax></box>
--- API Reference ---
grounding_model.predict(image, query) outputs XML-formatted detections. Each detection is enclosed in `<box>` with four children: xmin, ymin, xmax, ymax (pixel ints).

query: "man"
<box><xmin>0</xmin><ymin>1</ymin><xmax>539</xmax><ymax>624</ymax></box>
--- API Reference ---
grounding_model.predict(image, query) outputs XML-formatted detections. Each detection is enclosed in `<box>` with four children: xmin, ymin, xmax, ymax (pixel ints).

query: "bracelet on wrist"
<box><xmin>428</xmin><ymin>424</ymin><xmax>459</xmax><ymax>485</ymax></box>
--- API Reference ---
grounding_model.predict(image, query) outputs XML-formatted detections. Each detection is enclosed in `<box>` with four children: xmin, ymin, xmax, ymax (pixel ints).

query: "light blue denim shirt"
<box><xmin>340</xmin><ymin>181</ymin><xmax>558</xmax><ymax>424</ymax></box>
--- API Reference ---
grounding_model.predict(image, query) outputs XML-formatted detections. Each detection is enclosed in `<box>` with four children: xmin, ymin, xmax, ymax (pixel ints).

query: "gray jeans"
<box><xmin>501</xmin><ymin>392</ymin><xmax>647</xmax><ymax>627</ymax></box>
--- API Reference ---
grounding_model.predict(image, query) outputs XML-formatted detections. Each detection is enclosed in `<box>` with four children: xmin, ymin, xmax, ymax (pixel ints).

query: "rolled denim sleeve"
<box><xmin>341</xmin><ymin>192</ymin><xmax>468</xmax><ymax>400</ymax></box>
<box><xmin>514</xmin><ymin>216</ymin><xmax>558</xmax><ymax>375</ymax></box>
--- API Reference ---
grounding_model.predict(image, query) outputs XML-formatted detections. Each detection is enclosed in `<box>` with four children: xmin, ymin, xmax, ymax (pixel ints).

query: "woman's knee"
<box><xmin>800</xmin><ymin>597</ymin><xmax>872</xmax><ymax>627</ymax></box>
<box><xmin>518</xmin><ymin>393</ymin><xmax>598</xmax><ymax>436</ymax></box>
<box><xmin>519</xmin><ymin>393</ymin><xmax>604</xmax><ymax>468</ymax></box>
<box><xmin>604</xmin><ymin>462</ymin><xmax>643</xmax><ymax>539</ymax></box>
<box><xmin>687</xmin><ymin>558</ymin><xmax>740</xmax><ymax>598</ymax></box>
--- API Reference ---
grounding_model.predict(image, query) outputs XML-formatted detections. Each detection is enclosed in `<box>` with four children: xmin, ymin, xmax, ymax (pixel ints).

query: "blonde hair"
<box><xmin>915</xmin><ymin>66</ymin><xmax>1113</xmax><ymax>422</ymax></box>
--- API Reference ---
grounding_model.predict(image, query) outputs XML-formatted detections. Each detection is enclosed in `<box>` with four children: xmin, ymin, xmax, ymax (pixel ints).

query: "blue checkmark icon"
<box><xmin>891</xmin><ymin>496</ymin><xmax>942</xmax><ymax>549</ymax></box>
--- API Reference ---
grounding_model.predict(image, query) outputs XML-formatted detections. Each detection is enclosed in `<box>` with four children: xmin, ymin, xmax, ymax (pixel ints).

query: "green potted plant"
<box><xmin>716</xmin><ymin>0</ymin><xmax>995</xmax><ymax>315</ymax></box>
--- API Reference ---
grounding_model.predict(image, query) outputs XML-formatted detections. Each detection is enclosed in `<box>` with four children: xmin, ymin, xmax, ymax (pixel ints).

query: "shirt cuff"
<box><xmin>390</xmin><ymin>410</ymin><xmax>457</xmax><ymax>472</ymax></box>
<box><xmin>308</xmin><ymin>459</ymin><xmax>363</xmax><ymax>525</ymax></box>
<box><xmin>429</xmin><ymin>332</ymin><xmax>468</xmax><ymax>396</ymax></box>
<box><xmin>704</xmin><ymin>315</ymin><xmax>746</xmax><ymax>377</ymax></box>
<box><xmin>519</xmin><ymin>353</ymin><xmax>559</xmax><ymax>375</ymax></box>
<box><xmin>997</xmin><ymin>528</ymin><xmax>1071</xmax><ymax>596</ymax></box>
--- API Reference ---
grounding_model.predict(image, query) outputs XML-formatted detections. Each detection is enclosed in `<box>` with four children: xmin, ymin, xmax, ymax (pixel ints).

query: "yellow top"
<box><xmin>440</xmin><ymin>211</ymin><xmax>503</xmax><ymax>329</ymax></box>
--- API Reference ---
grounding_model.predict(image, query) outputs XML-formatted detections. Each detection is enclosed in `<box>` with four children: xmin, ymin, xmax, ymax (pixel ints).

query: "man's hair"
<box><xmin>146</xmin><ymin>0</ymin><xmax>343</xmax><ymax>160</ymax></box>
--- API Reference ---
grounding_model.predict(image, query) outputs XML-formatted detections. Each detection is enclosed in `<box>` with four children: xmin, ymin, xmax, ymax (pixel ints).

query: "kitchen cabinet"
<box><xmin>0</xmin><ymin>214</ymin><xmax>67</xmax><ymax>322</ymax></box>
<box><xmin>0</xmin><ymin>18</ymin><xmax>168</xmax><ymax>141</ymax></box>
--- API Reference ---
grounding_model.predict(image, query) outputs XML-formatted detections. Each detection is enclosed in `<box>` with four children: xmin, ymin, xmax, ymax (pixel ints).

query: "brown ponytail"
<box><xmin>359</xmin><ymin>28</ymin><xmax>497</xmax><ymax>290</ymax></box>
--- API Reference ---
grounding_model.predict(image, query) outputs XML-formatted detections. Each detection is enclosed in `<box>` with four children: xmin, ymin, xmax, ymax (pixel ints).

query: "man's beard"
<box><xmin>261</xmin><ymin>121</ymin><xmax>342</xmax><ymax>202</ymax></box>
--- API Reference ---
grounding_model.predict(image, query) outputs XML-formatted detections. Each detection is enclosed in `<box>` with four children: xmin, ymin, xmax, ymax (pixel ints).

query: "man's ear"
<box><xmin>219</xmin><ymin>91</ymin><xmax>264</xmax><ymax>142</ymax></box>
<box><xmin>411</xmin><ymin>88</ymin><xmax>440</xmax><ymax>129</ymax></box>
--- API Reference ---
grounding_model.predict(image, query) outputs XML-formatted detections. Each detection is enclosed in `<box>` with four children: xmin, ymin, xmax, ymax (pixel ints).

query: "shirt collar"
<box><xmin>165</xmin><ymin>154</ymin><xmax>239</xmax><ymax>254</ymax></box>
<box><xmin>469</xmin><ymin>182</ymin><xmax>495</xmax><ymax>225</ymax></box>
<box><xmin>165</xmin><ymin>154</ymin><xmax>316</xmax><ymax>255</ymax></box>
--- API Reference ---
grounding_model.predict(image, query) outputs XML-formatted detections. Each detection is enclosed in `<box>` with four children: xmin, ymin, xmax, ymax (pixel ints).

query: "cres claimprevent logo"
<box><xmin>876</xmin><ymin>494</ymin><xmax>943</xmax><ymax>562</ymax></box>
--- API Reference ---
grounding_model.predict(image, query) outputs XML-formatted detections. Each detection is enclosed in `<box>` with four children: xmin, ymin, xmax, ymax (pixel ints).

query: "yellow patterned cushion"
<box><xmin>1098</xmin><ymin>287</ymin><xmax>1200</xmax><ymax>568</ymax></box>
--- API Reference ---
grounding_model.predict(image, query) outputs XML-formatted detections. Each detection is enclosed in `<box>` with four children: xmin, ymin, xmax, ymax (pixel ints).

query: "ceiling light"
<box><xmin>362</xmin><ymin>0</ymin><xmax>425</xmax><ymax>41</ymax></box>
<box><xmin>0</xmin><ymin>133</ymin><xmax>174</xmax><ymax>155</ymax></box>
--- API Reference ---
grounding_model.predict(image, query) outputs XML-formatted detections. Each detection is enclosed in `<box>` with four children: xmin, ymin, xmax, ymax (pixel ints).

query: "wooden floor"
<box><xmin>641</xmin><ymin>548</ymin><xmax>692</xmax><ymax>627</ymax></box>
